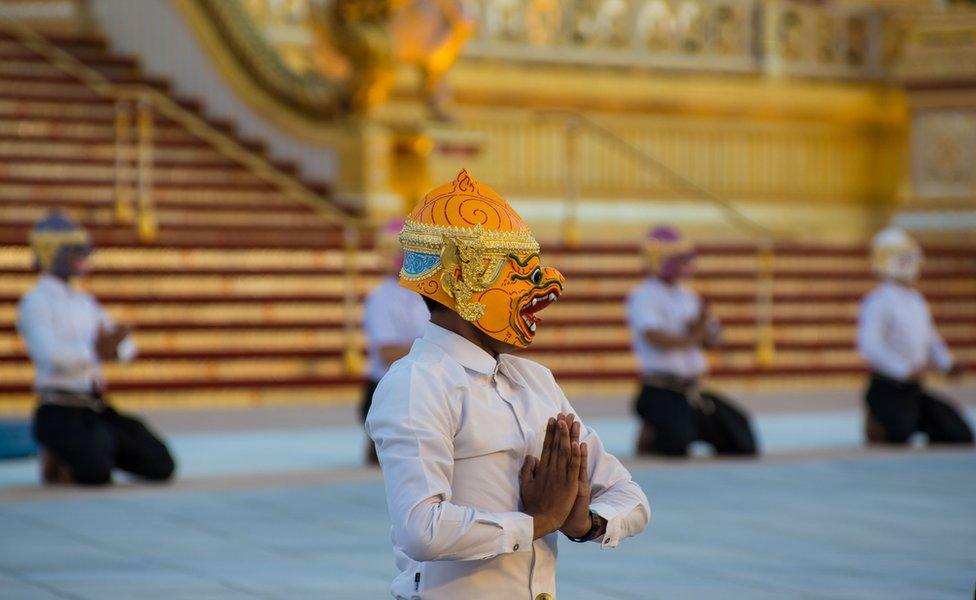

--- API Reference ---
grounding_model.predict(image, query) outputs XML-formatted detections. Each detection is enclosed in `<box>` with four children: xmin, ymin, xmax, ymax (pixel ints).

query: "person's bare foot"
<box><xmin>40</xmin><ymin>449</ymin><xmax>73</xmax><ymax>484</ymax></box>
<box><xmin>636</xmin><ymin>423</ymin><xmax>657</xmax><ymax>456</ymax></box>
<box><xmin>865</xmin><ymin>414</ymin><xmax>886</xmax><ymax>444</ymax></box>
<box><xmin>366</xmin><ymin>441</ymin><xmax>380</xmax><ymax>467</ymax></box>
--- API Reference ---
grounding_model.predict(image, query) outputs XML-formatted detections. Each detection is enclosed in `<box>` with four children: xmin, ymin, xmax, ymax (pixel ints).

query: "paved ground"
<box><xmin>0</xmin><ymin>385</ymin><xmax>974</xmax><ymax>599</ymax></box>
<box><xmin>1</xmin><ymin>451</ymin><xmax>974</xmax><ymax>599</ymax></box>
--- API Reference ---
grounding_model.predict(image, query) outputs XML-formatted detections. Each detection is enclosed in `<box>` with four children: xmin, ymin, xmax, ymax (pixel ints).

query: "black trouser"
<box><xmin>360</xmin><ymin>379</ymin><xmax>380</xmax><ymax>424</ymax></box>
<box><xmin>865</xmin><ymin>374</ymin><xmax>974</xmax><ymax>445</ymax></box>
<box><xmin>634</xmin><ymin>383</ymin><xmax>757</xmax><ymax>456</ymax></box>
<box><xmin>33</xmin><ymin>403</ymin><xmax>176</xmax><ymax>485</ymax></box>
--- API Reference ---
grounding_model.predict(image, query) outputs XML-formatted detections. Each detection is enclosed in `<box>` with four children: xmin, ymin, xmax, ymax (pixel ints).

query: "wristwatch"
<box><xmin>566</xmin><ymin>510</ymin><xmax>604</xmax><ymax>543</ymax></box>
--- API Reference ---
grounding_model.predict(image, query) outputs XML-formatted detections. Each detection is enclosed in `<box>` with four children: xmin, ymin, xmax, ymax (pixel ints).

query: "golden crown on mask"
<box><xmin>398</xmin><ymin>169</ymin><xmax>564</xmax><ymax>348</ymax></box>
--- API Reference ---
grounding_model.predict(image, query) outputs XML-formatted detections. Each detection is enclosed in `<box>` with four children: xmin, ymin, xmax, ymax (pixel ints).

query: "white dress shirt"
<box><xmin>366</xmin><ymin>323</ymin><xmax>650</xmax><ymax>600</ymax></box>
<box><xmin>626</xmin><ymin>277</ymin><xmax>717</xmax><ymax>379</ymax></box>
<box><xmin>17</xmin><ymin>274</ymin><xmax>136</xmax><ymax>394</ymax></box>
<box><xmin>364</xmin><ymin>277</ymin><xmax>431</xmax><ymax>382</ymax></box>
<box><xmin>858</xmin><ymin>281</ymin><xmax>954</xmax><ymax>381</ymax></box>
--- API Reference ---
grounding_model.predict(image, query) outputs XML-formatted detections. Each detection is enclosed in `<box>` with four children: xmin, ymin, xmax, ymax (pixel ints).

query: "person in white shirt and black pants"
<box><xmin>626</xmin><ymin>225</ymin><xmax>757</xmax><ymax>458</ymax></box>
<box><xmin>858</xmin><ymin>227</ymin><xmax>973</xmax><ymax>445</ymax></box>
<box><xmin>360</xmin><ymin>218</ymin><xmax>429</xmax><ymax>464</ymax></box>
<box><xmin>17</xmin><ymin>213</ymin><xmax>175</xmax><ymax>485</ymax></box>
<box><xmin>366</xmin><ymin>171</ymin><xmax>649</xmax><ymax>600</ymax></box>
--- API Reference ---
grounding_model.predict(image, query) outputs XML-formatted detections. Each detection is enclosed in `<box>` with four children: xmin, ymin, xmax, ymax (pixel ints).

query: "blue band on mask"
<box><xmin>401</xmin><ymin>251</ymin><xmax>440</xmax><ymax>278</ymax></box>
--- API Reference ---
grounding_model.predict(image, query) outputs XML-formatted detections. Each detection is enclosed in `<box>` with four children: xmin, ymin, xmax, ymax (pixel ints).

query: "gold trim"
<box><xmin>167</xmin><ymin>0</ymin><xmax>354</xmax><ymax>145</ymax></box>
<box><xmin>399</xmin><ymin>220</ymin><xmax>539</xmax><ymax>255</ymax></box>
<box><xmin>29</xmin><ymin>229</ymin><xmax>90</xmax><ymax>270</ymax></box>
<box><xmin>398</xmin><ymin>220</ymin><xmax>538</xmax><ymax>323</ymax></box>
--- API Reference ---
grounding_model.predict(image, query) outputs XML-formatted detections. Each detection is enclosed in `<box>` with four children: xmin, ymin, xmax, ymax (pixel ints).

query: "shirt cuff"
<box><xmin>117</xmin><ymin>337</ymin><xmax>137</xmax><ymax>363</ymax></box>
<box><xmin>494</xmin><ymin>512</ymin><xmax>533</xmax><ymax>556</ymax></box>
<box><xmin>589</xmin><ymin>502</ymin><xmax>622</xmax><ymax>549</ymax></box>
<box><xmin>932</xmin><ymin>349</ymin><xmax>954</xmax><ymax>373</ymax></box>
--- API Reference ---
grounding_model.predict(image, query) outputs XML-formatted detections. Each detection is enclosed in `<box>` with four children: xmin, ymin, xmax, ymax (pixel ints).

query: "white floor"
<box><xmin>0</xmin><ymin>451</ymin><xmax>973</xmax><ymax>599</ymax></box>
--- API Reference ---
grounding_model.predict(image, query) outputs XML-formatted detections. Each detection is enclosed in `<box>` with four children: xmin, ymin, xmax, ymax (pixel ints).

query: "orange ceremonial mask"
<box><xmin>398</xmin><ymin>170</ymin><xmax>564</xmax><ymax>349</ymax></box>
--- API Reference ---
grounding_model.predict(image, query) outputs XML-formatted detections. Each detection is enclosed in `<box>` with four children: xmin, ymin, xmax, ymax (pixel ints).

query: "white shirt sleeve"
<box><xmin>704</xmin><ymin>314</ymin><xmax>722</xmax><ymax>346</ymax></box>
<box><xmin>857</xmin><ymin>294</ymin><xmax>912</xmax><ymax>380</ymax></box>
<box><xmin>927</xmin><ymin>317</ymin><xmax>954</xmax><ymax>373</ymax></box>
<box><xmin>559</xmin><ymin>395</ymin><xmax>650</xmax><ymax>548</ymax></box>
<box><xmin>366</xmin><ymin>364</ymin><xmax>534</xmax><ymax>563</ymax></box>
<box><xmin>17</xmin><ymin>293</ymin><xmax>94</xmax><ymax>376</ymax></box>
<box><xmin>627</xmin><ymin>285</ymin><xmax>666</xmax><ymax>334</ymax></box>
<box><xmin>96</xmin><ymin>299</ymin><xmax>137</xmax><ymax>363</ymax></box>
<box><xmin>363</xmin><ymin>294</ymin><xmax>402</xmax><ymax>348</ymax></box>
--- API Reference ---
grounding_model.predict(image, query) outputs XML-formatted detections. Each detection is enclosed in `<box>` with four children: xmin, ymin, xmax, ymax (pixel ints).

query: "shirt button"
<box><xmin>513</xmin><ymin>543</ymin><xmax>519</xmax><ymax>551</ymax></box>
<box><xmin>535</xmin><ymin>593</ymin><xmax>554</xmax><ymax>600</ymax></box>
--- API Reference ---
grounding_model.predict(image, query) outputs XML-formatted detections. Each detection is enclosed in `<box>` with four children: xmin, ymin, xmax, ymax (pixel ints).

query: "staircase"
<box><xmin>0</xmin><ymin>29</ymin><xmax>973</xmax><ymax>413</ymax></box>
<box><xmin>0</xmin><ymin>27</ymin><xmax>371</xmax><ymax>411</ymax></box>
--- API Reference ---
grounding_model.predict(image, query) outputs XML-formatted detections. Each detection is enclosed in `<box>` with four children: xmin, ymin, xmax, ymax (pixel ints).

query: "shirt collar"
<box><xmin>422</xmin><ymin>322</ymin><xmax>498</xmax><ymax>376</ymax></box>
<box><xmin>38</xmin><ymin>273</ymin><xmax>72</xmax><ymax>294</ymax></box>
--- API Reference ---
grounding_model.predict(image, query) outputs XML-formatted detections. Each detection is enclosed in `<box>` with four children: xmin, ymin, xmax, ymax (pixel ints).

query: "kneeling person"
<box><xmin>858</xmin><ymin>227</ymin><xmax>973</xmax><ymax>445</ymax></box>
<box><xmin>17</xmin><ymin>213</ymin><xmax>176</xmax><ymax>485</ymax></box>
<box><xmin>366</xmin><ymin>171</ymin><xmax>650</xmax><ymax>600</ymax></box>
<box><xmin>626</xmin><ymin>225</ymin><xmax>757</xmax><ymax>457</ymax></box>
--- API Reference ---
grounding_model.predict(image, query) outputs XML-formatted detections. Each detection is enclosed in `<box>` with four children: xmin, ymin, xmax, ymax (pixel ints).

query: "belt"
<box><xmin>642</xmin><ymin>372</ymin><xmax>699</xmax><ymax>394</ymax></box>
<box><xmin>38</xmin><ymin>389</ymin><xmax>106</xmax><ymax>412</ymax></box>
<box><xmin>642</xmin><ymin>372</ymin><xmax>714</xmax><ymax>414</ymax></box>
<box><xmin>870</xmin><ymin>372</ymin><xmax>921</xmax><ymax>390</ymax></box>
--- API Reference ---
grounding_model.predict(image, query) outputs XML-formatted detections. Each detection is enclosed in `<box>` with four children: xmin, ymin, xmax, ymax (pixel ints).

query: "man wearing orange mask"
<box><xmin>366</xmin><ymin>171</ymin><xmax>649</xmax><ymax>600</ymax></box>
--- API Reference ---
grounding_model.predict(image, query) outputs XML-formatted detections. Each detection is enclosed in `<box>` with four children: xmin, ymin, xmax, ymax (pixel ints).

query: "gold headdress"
<box><xmin>399</xmin><ymin>169</ymin><xmax>563</xmax><ymax>348</ymax></box>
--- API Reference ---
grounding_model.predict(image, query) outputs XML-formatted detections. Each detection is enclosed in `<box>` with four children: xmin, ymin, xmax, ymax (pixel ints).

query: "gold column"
<box><xmin>113</xmin><ymin>100</ymin><xmax>134</xmax><ymax>225</ymax></box>
<box><xmin>390</xmin><ymin>130</ymin><xmax>433</xmax><ymax>215</ymax></box>
<box><xmin>342</xmin><ymin>223</ymin><xmax>364</xmax><ymax>376</ymax></box>
<box><xmin>136</xmin><ymin>96</ymin><xmax>157</xmax><ymax>242</ymax></box>
<box><xmin>754</xmin><ymin>241</ymin><xmax>776</xmax><ymax>368</ymax></box>
<box><xmin>562</xmin><ymin>116</ymin><xmax>581</xmax><ymax>248</ymax></box>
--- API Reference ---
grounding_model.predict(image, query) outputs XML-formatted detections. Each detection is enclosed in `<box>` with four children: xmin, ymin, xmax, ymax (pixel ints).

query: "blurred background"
<box><xmin>0</xmin><ymin>0</ymin><xmax>973</xmax><ymax>598</ymax></box>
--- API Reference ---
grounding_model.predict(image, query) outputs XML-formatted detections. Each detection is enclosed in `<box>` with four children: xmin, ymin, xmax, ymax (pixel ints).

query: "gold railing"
<box><xmin>548</xmin><ymin>110</ymin><xmax>778</xmax><ymax>368</ymax></box>
<box><xmin>0</xmin><ymin>16</ymin><xmax>368</xmax><ymax>376</ymax></box>
<box><xmin>464</xmin><ymin>0</ymin><xmax>888</xmax><ymax>80</ymax></box>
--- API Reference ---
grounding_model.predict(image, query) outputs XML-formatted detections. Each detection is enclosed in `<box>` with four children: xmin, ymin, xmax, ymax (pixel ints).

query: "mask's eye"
<box><xmin>530</xmin><ymin>267</ymin><xmax>542</xmax><ymax>285</ymax></box>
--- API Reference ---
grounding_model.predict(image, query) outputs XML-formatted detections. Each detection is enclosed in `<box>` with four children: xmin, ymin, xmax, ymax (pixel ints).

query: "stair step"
<box><xmin>0</xmin><ymin>117</ymin><xmax>214</xmax><ymax>143</ymax></box>
<box><xmin>0</xmin><ymin>226</ymin><xmax>353</xmax><ymax>250</ymax></box>
<box><xmin>0</xmin><ymin>138</ymin><xmax>234</xmax><ymax>165</ymax></box>
<box><xmin>0</xmin><ymin>71</ymin><xmax>171</xmax><ymax>92</ymax></box>
<box><xmin>0</xmin><ymin>30</ymin><xmax>109</xmax><ymax>52</ymax></box>
<box><xmin>0</xmin><ymin>183</ymin><xmax>324</xmax><ymax>206</ymax></box>
<box><xmin>0</xmin><ymin>259</ymin><xmax>971</xmax><ymax>281</ymax></box>
<box><xmin>0</xmin><ymin>246</ymin><xmax>369</xmax><ymax>270</ymax></box>
<box><xmin>0</xmin><ymin>158</ymin><xmax>272</xmax><ymax>185</ymax></box>
<box><xmin>0</xmin><ymin>58</ymin><xmax>142</xmax><ymax>81</ymax></box>
<box><xmin>2</xmin><ymin>272</ymin><xmax>974</xmax><ymax>300</ymax></box>
<box><xmin>0</xmin><ymin>194</ymin><xmax>313</xmax><ymax>215</ymax></box>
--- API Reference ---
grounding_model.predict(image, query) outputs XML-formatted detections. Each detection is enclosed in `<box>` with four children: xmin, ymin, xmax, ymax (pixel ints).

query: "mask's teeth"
<box><xmin>529</xmin><ymin>322</ymin><xmax>536</xmax><ymax>333</ymax></box>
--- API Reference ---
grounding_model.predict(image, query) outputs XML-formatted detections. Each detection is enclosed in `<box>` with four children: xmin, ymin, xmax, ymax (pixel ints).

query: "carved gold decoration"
<box><xmin>400</xmin><ymin>220</ymin><xmax>540</xmax><ymax>255</ymax></box>
<box><xmin>914</xmin><ymin>111</ymin><xmax>976</xmax><ymax>198</ymax></box>
<box><xmin>307</xmin><ymin>0</ymin><xmax>474</xmax><ymax>117</ymax></box>
<box><xmin>398</xmin><ymin>169</ymin><xmax>543</xmax><ymax>325</ymax></box>
<box><xmin>29</xmin><ymin>230</ymin><xmax>89</xmax><ymax>272</ymax></box>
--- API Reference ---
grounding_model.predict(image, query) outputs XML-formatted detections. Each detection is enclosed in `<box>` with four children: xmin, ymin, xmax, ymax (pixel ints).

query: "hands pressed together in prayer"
<box><xmin>520</xmin><ymin>413</ymin><xmax>602</xmax><ymax>540</ymax></box>
<box><xmin>96</xmin><ymin>324</ymin><xmax>131</xmax><ymax>361</ymax></box>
